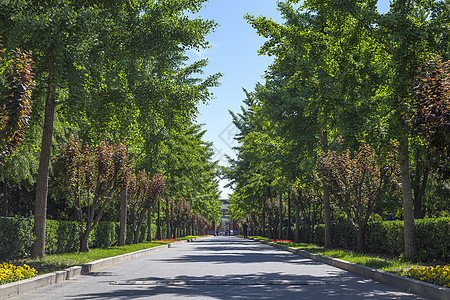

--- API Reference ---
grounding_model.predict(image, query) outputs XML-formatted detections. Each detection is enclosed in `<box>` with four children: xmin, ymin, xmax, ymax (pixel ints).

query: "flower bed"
<box><xmin>155</xmin><ymin>239</ymin><xmax>180</xmax><ymax>242</ymax></box>
<box><xmin>270</xmin><ymin>239</ymin><xmax>292</xmax><ymax>243</ymax></box>
<box><xmin>405</xmin><ymin>265</ymin><xmax>450</xmax><ymax>288</ymax></box>
<box><xmin>0</xmin><ymin>263</ymin><xmax>37</xmax><ymax>285</ymax></box>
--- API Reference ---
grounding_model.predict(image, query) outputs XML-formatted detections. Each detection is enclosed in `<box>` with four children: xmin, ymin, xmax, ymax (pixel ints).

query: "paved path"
<box><xmin>12</xmin><ymin>236</ymin><xmax>423</xmax><ymax>299</ymax></box>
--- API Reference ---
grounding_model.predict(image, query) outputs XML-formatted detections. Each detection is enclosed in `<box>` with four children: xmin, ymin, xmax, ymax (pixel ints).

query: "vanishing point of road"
<box><xmin>12</xmin><ymin>236</ymin><xmax>423</xmax><ymax>299</ymax></box>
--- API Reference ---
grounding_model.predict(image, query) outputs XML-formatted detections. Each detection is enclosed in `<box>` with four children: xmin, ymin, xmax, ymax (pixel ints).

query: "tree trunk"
<box><xmin>133</xmin><ymin>227</ymin><xmax>140</xmax><ymax>244</ymax></box>
<box><xmin>147</xmin><ymin>207</ymin><xmax>152</xmax><ymax>241</ymax></box>
<box><xmin>157</xmin><ymin>200</ymin><xmax>162</xmax><ymax>240</ymax></box>
<box><xmin>399</xmin><ymin>135</ymin><xmax>417</xmax><ymax>258</ymax></box>
<box><xmin>413</xmin><ymin>165</ymin><xmax>428</xmax><ymax>219</ymax></box>
<box><xmin>80</xmin><ymin>234</ymin><xmax>90</xmax><ymax>253</ymax></box>
<box><xmin>321</xmin><ymin>130</ymin><xmax>333</xmax><ymax>248</ymax></box>
<box><xmin>295</xmin><ymin>201</ymin><xmax>300</xmax><ymax>243</ymax></box>
<box><xmin>356</xmin><ymin>225</ymin><xmax>365</xmax><ymax>253</ymax></box>
<box><xmin>2</xmin><ymin>178</ymin><xmax>8</xmax><ymax>217</ymax></box>
<box><xmin>261</xmin><ymin>202</ymin><xmax>265</xmax><ymax>237</ymax></box>
<box><xmin>286</xmin><ymin>191</ymin><xmax>291</xmax><ymax>240</ymax></box>
<box><xmin>278</xmin><ymin>191</ymin><xmax>283</xmax><ymax>240</ymax></box>
<box><xmin>268</xmin><ymin>219</ymin><xmax>273</xmax><ymax>239</ymax></box>
<box><xmin>32</xmin><ymin>82</ymin><xmax>56</xmax><ymax>258</ymax></box>
<box><xmin>80</xmin><ymin>224</ymin><xmax>92</xmax><ymax>253</ymax></box>
<box><xmin>166</xmin><ymin>198</ymin><xmax>170</xmax><ymax>239</ymax></box>
<box><xmin>119</xmin><ymin>188</ymin><xmax>127</xmax><ymax>246</ymax></box>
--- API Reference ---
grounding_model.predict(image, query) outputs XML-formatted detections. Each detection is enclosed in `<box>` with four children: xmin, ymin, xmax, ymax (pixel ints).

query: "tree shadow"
<box><xmin>67</xmin><ymin>272</ymin><xmax>420</xmax><ymax>300</ymax></box>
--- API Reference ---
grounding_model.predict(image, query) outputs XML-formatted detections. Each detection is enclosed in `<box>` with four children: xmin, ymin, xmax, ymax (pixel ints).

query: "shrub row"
<box><xmin>0</xmin><ymin>217</ymin><xmax>157</xmax><ymax>260</ymax></box>
<box><xmin>298</xmin><ymin>217</ymin><xmax>450</xmax><ymax>262</ymax></box>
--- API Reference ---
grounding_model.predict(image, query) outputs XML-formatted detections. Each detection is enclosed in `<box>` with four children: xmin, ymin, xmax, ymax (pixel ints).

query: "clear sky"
<box><xmin>190</xmin><ymin>0</ymin><xmax>391</xmax><ymax>199</ymax></box>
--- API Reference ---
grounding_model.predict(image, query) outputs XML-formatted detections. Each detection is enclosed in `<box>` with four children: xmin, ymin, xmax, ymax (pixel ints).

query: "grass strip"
<box><xmin>249</xmin><ymin>236</ymin><xmax>419</xmax><ymax>274</ymax></box>
<box><xmin>9</xmin><ymin>238</ymin><xmax>198</xmax><ymax>276</ymax></box>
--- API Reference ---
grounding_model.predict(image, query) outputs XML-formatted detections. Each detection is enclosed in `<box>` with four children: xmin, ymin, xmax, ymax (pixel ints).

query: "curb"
<box><xmin>0</xmin><ymin>238</ymin><xmax>200</xmax><ymax>299</ymax></box>
<box><xmin>254</xmin><ymin>238</ymin><xmax>450</xmax><ymax>300</ymax></box>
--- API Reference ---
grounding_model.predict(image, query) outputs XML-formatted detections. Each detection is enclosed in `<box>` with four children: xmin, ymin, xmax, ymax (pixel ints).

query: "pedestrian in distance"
<box><xmin>243</xmin><ymin>222</ymin><xmax>249</xmax><ymax>239</ymax></box>
<box><xmin>387</xmin><ymin>213</ymin><xmax>397</xmax><ymax>221</ymax></box>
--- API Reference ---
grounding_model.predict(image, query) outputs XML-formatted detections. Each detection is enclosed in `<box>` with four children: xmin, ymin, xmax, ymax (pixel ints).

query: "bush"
<box><xmin>0</xmin><ymin>216</ymin><xmax>34</xmax><ymax>260</ymax></box>
<box><xmin>415</xmin><ymin>218</ymin><xmax>450</xmax><ymax>262</ymax></box>
<box><xmin>366</xmin><ymin>221</ymin><xmax>404</xmax><ymax>256</ymax></box>
<box><xmin>297</xmin><ymin>218</ymin><xmax>450</xmax><ymax>262</ymax></box>
<box><xmin>124</xmin><ymin>223</ymin><xmax>151</xmax><ymax>244</ymax></box>
<box><xmin>313</xmin><ymin>224</ymin><xmax>324</xmax><ymax>246</ymax></box>
<box><xmin>91</xmin><ymin>221</ymin><xmax>118</xmax><ymax>248</ymax></box>
<box><xmin>45</xmin><ymin>220</ymin><xmax>59</xmax><ymax>255</ymax></box>
<box><xmin>45</xmin><ymin>220</ymin><xmax>80</xmax><ymax>254</ymax></box>
<box><xmin>54</xmin><ymin>221</ymin><xmax>80</xmax><ymax>253</ymax></box>
<box><xmin>332</xmin><ymin>222</ymin><xmax>356</xmax><ymax>250</ymax></box>
<box><xmin>299</xmin><ymin>223</ymin><xmax>357</xmax><ymax>250</ymax></box>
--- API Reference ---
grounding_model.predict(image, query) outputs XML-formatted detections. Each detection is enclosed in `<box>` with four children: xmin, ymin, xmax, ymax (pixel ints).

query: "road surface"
<box><xmin>12</xmin><ymin>236</ymin><xmax>423</xmax><ymax>299</ymax></box>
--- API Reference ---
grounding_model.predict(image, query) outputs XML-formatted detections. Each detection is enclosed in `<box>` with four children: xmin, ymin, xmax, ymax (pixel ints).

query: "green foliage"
<box><xmin>125</xmin><ymin>223</ymin><xmax>150</xmax><ymax>244</ymax></box>
<box><xmin>0</xmin><ymin>0</ymin><xmax>221</xmax><ymax>256</ymax></box>
<box><xmin>0</xmin><ymin>41</ymin><xmax>35</xmax><ymax>163</ymax></box>
<box><xmin>44</xmin><ymin>219</ymin><xmax>80</xmax><ymax>255</ymax></box>
<box><xmin>308</xmin><ymin>219</ymin><xmax>450</xmax><ymax>262</ymax></box>
<box><xmin>410</xmin><ymin>55</ymin><xmax>450</xmax><ymax>176</ymax></box>
<box><xmin>54</xmin><ymin>220</ymin><xmax>80</xmax><ymax>254</ymax></box>
<box><xmin>162</xmin><ymin>124</ymin><xmax>221</xmax><ymax>222</ymax></box>
<box><xmin>332</xmin><ymin>222</ymin><xmax>358</xmax><ymax>251</ymax></box>
<box><xmin>415</xmin><ymin>218</ymin><xmax>450</xmax><ymax>262</ymax></box>
<box><xmin>0</xmin><ymin>217</ymin><xmax>163</xmax><ymax>260</ymax></box>
<box><xmin>0</xmin><ymin>216</ymin><xmax>34</xmax><ymax>260</ymax></box>
<box><xmin>91</xmin><ymin>221</ymin><xmax>118</xmax><ymax>249</ymax></box>
<box><xmin>366</xmin><ymin>221</ymin><xmax>404</xmax><ymax>256</ymax></box>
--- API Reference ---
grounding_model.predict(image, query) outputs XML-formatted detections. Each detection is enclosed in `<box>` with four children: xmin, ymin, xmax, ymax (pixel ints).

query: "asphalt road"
<box><xmin>12</xmin><ymin>236</ymin><xmax>424</xmax><ymax>299</ymax></box>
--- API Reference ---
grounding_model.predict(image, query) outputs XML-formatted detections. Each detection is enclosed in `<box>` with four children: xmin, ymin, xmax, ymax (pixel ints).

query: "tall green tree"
<box><xmin>0</xmin><ymin>0</ymin><xmax>218</xmax><ymax>257</ymax></box>
<box><xmin>299</xmin><ymin>0</ymin><xmax>450</xmax><ymax>259</ymax></box>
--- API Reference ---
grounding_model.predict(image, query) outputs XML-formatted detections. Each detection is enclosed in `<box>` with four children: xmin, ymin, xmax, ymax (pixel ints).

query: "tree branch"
<box><xmin>349</xmin><ymin>12</ymin><xmax>395</xmax><ymax>54</ymax></box>
<box><xmin>36</xmin><ymin>120</ymin><xmax>44</xmax><ymax>130</ymax></box>
<box><xmin>55</xmin><ymin>100</ymin><xmax>68</xmax><ymax>107</ymax></box>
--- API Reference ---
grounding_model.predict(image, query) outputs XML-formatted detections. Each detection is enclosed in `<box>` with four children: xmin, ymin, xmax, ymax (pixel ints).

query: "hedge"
<box><xmin>0</xmin><ymin>216</ymin><xmax>34</xmax><ymax>259</ymax></box>
<box><xmin>0</xmin><ymin>217</ymin><xmax>158</xmax><ymax>260</ymax></box>
<box><xmin>299</xmin><ymin>217</ymin><xmax>450</xmax><ymax>262</ymax></box>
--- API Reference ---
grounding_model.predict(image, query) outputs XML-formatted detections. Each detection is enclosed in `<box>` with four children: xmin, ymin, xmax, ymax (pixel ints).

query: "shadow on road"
<box><xmin>64</xmin><ymin>236</ymin><xmax>420</xmax><ymax>300</ymax></box>
<box><xmin>67</xmin><ymin>271</ymin><xmax>418</xmax><ymax>300</ymax></box>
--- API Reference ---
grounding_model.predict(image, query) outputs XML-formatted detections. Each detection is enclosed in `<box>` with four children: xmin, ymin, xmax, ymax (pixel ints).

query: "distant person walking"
<box><xmin>243</xmin><ymin>222</ymin><xmax>249</xmax><ymax>239</ymax></box>
<box><xmin>387</xmin><ymin>213</ymin><xmax>397</xmax><ymax>221</ymax></box>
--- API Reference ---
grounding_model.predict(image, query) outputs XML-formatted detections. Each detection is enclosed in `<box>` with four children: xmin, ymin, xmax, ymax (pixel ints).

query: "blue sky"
<box><xmin>190</xmin><ymin>0</ymin><xmax>391</xmax><ymax>198</ymax></box>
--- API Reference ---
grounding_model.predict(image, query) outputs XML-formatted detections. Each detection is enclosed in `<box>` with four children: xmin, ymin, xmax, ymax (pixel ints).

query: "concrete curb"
<box><xmin>0</xmin><ymin>237</ymin><xmax>201</xmax><ymax>299</ymax></box>
<box><xmin>254</xmin><ymin>238</ymin><xmax>450</xmax><ymax>300</ymax></box>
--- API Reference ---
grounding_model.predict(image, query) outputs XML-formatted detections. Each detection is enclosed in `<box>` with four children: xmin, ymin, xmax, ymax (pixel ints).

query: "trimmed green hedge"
<box><xmin>0</xmin><ymin>217</ymin><xmax>158</xmax><ymax>260</ymax></box>
<box><xmin>299</xmin><ymin>217</ymin><xmax>450</xmax><ymax>262</ymax></box>
<box><xmin>366</xmin><ymin>221</ymin><xmax>404</xmax><ymax>256</ymax></box>
<box><xmin>415</xmin><ymin>218</ymin><xmax>450</xmax><ymax>262</ymax></box>
<box><xmin>0</xmin><ymin>216</ymin><xmax>34</xmax><ymax>259</ymax></box>
<box><xmin>91</xmin><ymin>221</ymin><xmax>118</xmax><ymax>249</ymax></box>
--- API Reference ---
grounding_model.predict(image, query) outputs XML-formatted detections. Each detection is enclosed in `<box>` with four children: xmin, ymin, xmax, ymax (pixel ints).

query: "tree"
<box><xmin>54</xmin><ymin>137</ymin><xmax>129</xmax><ymax>252</ymax></box>
<box><xmin>243</xmin><ymin>0</ymin><xmax>450</xmax><ymax>258</ymax></box>
<box><xmin>319</xmin><ymin>143</ymin><xmax>399</xmax><ymax>252</ymax></box>
<box><xmin>292</xmin><ymin>178</ymin><xmax>323</xmax><ymax>244</ymax></box>
<box><xmin>410</xmin><ymin>55</ymin><xmax>450</xmax><ymax>176</ymax></box>
<box><xmin>128</xmin><ymin>171</ymin><xmax>165</xmax><ymax>244</ymax></box>
<box><xmin>0</xmin><ymin>40</ymin><xmax>35</xmax><ymax>163</ymax></box>
<box><xmin>0</xmin><ymin>0</ymin><xmax>219</xmax><ymax>257</ymax></box>
<box><xmin>245</xmin><ymin>0</ymin><xmax>389</xmax><ymax>247</ymax></box>
<box><xmin>298</xmin><ymin>0</ymin><xmax>450</xmax><ymax>260</ymax></box>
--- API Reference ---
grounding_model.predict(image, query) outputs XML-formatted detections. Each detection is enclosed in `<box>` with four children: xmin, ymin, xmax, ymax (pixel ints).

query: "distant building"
<box><xmin>208</xmin><ymin>199</ymin><xmax>240</xmax><ymax>235</ymax></box>
<box><xmin>221</xmin><ymin>199</ymin><xmax>239</xmax><ymax>235</ymax></box>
